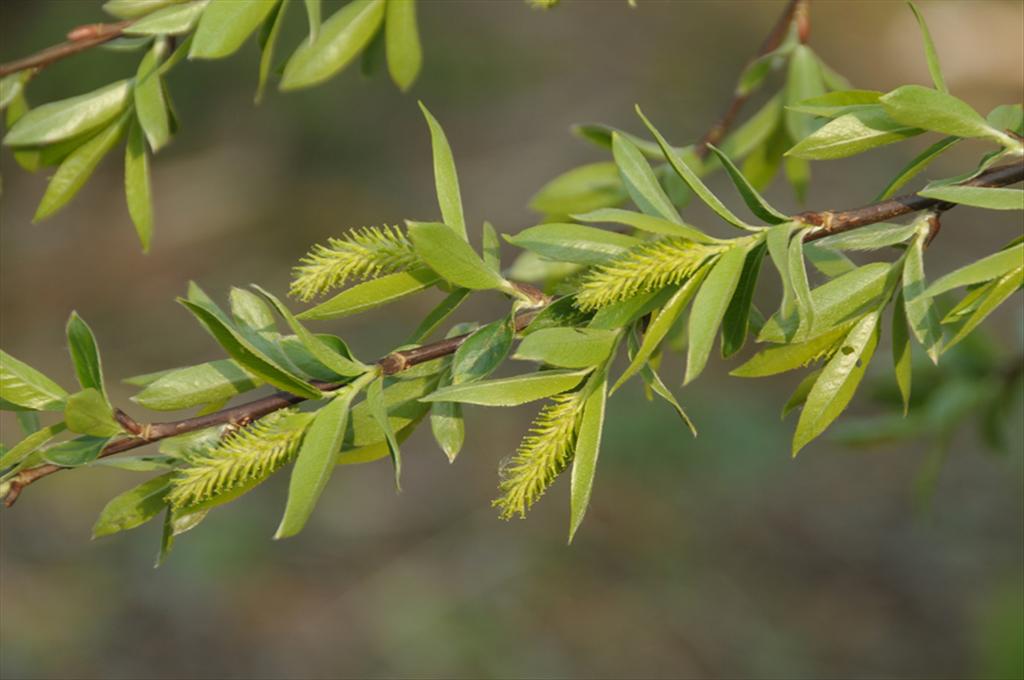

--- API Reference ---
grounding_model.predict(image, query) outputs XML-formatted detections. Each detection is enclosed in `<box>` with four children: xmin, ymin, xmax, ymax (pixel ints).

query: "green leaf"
<box><xmin>65</xmin><ymin>388</ymin><xmax>122</xmax><ymax>437</ymax></box>
<box><xmin>367</xmin><ymin>375</ymin><xmax>402</xmax><ymax>489</ymax></box>
<box><xmin>523</xmin><ymin>296</ymin><xmax>592</xmax><ymax>335</ymax></box>
<box><xmin>43</xmin><ymin>435</ymin><xmax>113</xmax><ymax>467</ymax></box>
<box><xmin>421</xmin><ymin>369</ymin><xmax>590</xmax><ymax>406</ymax></box>
<box><xmin>782</xmin><ymin>368</ymin><xmax>821</xmax><ymax>419</ymax></box>
<box><xmin>803</xmin><ymin>245</ymin><xmax>856</xmax><ymax>278</ymax></box>
<box><xmin>299</xmin><ymin>268</ymin><xmax>438</xmax><ymax>320</ymax></box>
<box><xmin>255</xmin><ymin>0</ymin><xmax>289</xmax><ymax>104</ymax></box>
<box><xmin>568</xmin><ymin>370</ymin><xmax>607</xmax><ymax>543</ymax></box>
<box><xmin>452</xmin><ymin>317</ymin><xmax>514</xmax><ymax>383</ymax></box>
<box><xmin>903</xmin><ymin>229</ymin><xmax>943</xmax><ymax>362</ymax></box>
<box><xmin>918</xmin><ymin>185</ymin><xmax>1024</xmax><ymax>211</ymax></box>
<box><xmin>303</xmin><ymin>0</ymin><xmax>321</xmax><ymax>42</ymax></box>
<box><xmin>34</xmin><ymin>116</ymin><xmax>127</xmax><ymax>222</ymax></box>
<box><xmin>279</xmin><ymin>0</ymin><xmax>384</xmax><ymax>89</ymax></box>
<box><xmin>875</xmin><ymin>136</ymin><xmax>958</xmax><ymax>200</ymax></box>
<box><xmin>612</xmin><ymin>132</ymin><xmax>683</xmax><ymax>224</ymax></box>
<box><xmin>407</xmin><ymin>288</ymin><xmax>470</xmax><ymax>343</ymax></box>
<box><xmin>92</xmin><ymin>473</ymin><xmax>173</xmax><ymax>538</ymax></box>
<box><xmin>104</xmin><ymin>0</ymin><xmax>183</xmax><ymax>18</ymax></box>
<box><xmin>135</xmin><ymin>42</ymin><xmax>171</xmax><ymax>151</ymax></box>
<box><xmin>132</xmin><ymin>359</ymin><xmax>261</xmax><ymax>410</ymax></box>
<box><xmin>417</xmin><ymin>102</ymin><xmax>467</xmax><ymax>240</ymax></box>
<box><xmin>505</xmin><ymin>223</ymin><xmax>640</xmax><ymax>266</ymax></box>
<box><xmin>408</xmin><ymin>222</ymin><xmax>507</xmax><ymax>290</ymax></box>
<box><xmin>180</xmin><ymin>296</ymin><xmax>322</xmax><ymax>398</ymax></box>
<box><xmin>686</xmin><ymin>244</ymin><xmax>749</xmax><ymax>384</ymax></box>
<box><xmin>987</xmin><ymin>103</ymin><xmax>1024</xmax><ymax>135</ymax></box>
<box><xmin>482</xmin><ymin>221</ymin><xmax>501</xmax><ymax>272</ymax></box>
<box><xmin>812</xmin><ymin>222</ymin><xmax>920</xmax><ymax>251</ymax></box>
<box><xmin>784</xmin><ymin>45</ymin><xmax>827</xmax><ymax>143</ymax></box>
<box><xmin>793</xmin><ymin>310</ymin><xmax>881</xmax><ymax>455</ymax></box>
<box><xmin>880</xmin><ymin>85</ymin><xmax>1009</xmax><ymax>145</ymax></box>
<box><xmin>4</xmin><ymin>80</ymin><xmax>130</xmax><ymax>147</ymax></box>
<box><xmin>345</xmin><ymin>373</ymin><xmax>435</xmax><ymax>449</ymax></box>
<box><xmin>529</xmin><ymin>162</ymin><xmax>626</xmax><ymax>217</ymax></box>
<box><xmin>430</xmin><ymin>370</ymin><xmax>464</xmax><ymax>462</ymax></box>
<box><xmin>125</xmin><ymin>1</ymin><xmax>209</xmax><ymax>35</ymax></box>
<box><xmin>189</xmin><ymin>0</ymin><xmax>278</xmax><ymax>60</ymax></box>
<box><xmin>892</xmin><ymin>291</ymin><xmax>912</xmax><ymax>415</ymax></box>
<box><xmin>721</xmin><ymin>241</ymin><xmax>767</xmax><ymax>357</ymax></box>
<box><xmin>0</xmin><ymin>423</ymin><xmax>67</xmax><ymax>470</ymax></box>
<box><xmin>706</xmin><ymin>145</ymin><xmax>788</xmax><ymax>224</ymax></box>
<box><xmin>735</xmin><ymin>43</ymin><xmax>793</xmax><ymax>97</ymax></box>
<box><xmin>731</xmin><ymin>322</ymin><xmax>850</xmax><ymax>378</ymax></box>
<box><xmin>385</xmin><ymin>0</ymin><xmax>421</xmax><ymax>91</ymax></box>
<box><xmin>253</xmin><ymin>285</ymin><xmax>367</xmax><ymax>377</ymax></box>
<box><xmin>276</xmin><ymin>384</ymin><xmax>362</xmax><ymax>538</ymax></box>
<box><xmin>944</xmin><ymin>267</ymin><xmax>1023</xmax><ymax>351</ymax></box>
<box><xmin>758</xmin><ymin>262</ymin><xmax>896</xmax><ymax>343</ymax></box>
<box><xmin>925</xmin><ymin>243</ymin><xmax>1024</xmax><ymax>297</ymax></box>
<box><xmin>788</xmin><ymin>227</ymin><xmax>815</xmax><ymax>334</ymax></box>
<box><xmin>66</xmin><ymin>312</ymin><xmax>105</xmax><ymax>395</ymax></box>
<box><xmin>907</xmin><ymin>2</ymin><xmax>947</xmax><ymax>93</ymax></box>
<box><xmin>637</xmin><ymin>107</ymin><xmax>754</xmax><ymax>230</ymax></box>
<box><xmin>615</xmin><ymin>271</ymin><xmax>704</xmax><ymax>391</ymax></box>
<box><xmin>0</xmin><ymin>72</ymin><xmax>28</xmax><ymax>112</ymax></box>
<box><xmin>786</xmin><ymin>108</ymin><xmax>922</xmax><ymax>160</ymax></box>
<box><xmin>787</xmin><ymin>90</ymin><xmax>883</xmax><ymax>118</ymax></box>
<box><xmin>91</xmin><ymin>454</ymin><xmax>177</xmax><ymax>472</ymax></box>
<box><xmin>515</xmin><ymin>327</ymin><xmax>617</xmax><ymax>370</ymax></box>
<box><xmin>720</xmin><ymin>93</ymin><xmax>783</xmax><ymax>160</ymax></box>
<box><xmin>572</xmin><ymin>208</ymin><xmax>714</xmax><ymax>243</ymax></box>
<box><xmin>124</xmin><ymin>121</ymin><xmax>154</xmax><ymax>252</ymax></box>
<box><xmin>589</xmin><ymin>285</ymin><xmax>675</xmax><ymax>331</ymax></box>
<box><xmin>766</xmin><ymin>222</ymin><xmax>800</xmax><ymax>336</ymax></box>
<box><xmin>632</xmin><ymin>347</ymin><xmax>696</xmax><ymax>435</ymax></box>
<box><xmin>0</xmin><ymin>351</ymin><xmax>68</xmax><ymax>411</ymax></box>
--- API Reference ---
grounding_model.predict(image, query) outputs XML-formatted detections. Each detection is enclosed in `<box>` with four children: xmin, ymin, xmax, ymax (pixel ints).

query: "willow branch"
<box><xmin>0</xmin><ymin>21</ymin><xmax>133</xmax><ymax>78</ymax></box>
<box><xmin>696</xmin><ymin>0</ymin><xmax>810</xmax><ymax>159</ymax></box>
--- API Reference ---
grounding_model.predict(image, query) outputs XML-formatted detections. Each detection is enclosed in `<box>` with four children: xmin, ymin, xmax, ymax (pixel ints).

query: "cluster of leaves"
<box><xmin>1</xmin><ymin>3</ymin><xmax>1021</xmax><ymax>562</ymax></box>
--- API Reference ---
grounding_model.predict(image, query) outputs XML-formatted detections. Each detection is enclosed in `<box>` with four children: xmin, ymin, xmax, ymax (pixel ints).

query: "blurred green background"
<box><xmin>2</xmin><ymin>1</ymin><xmax>1023</xmax><ymax>678</ymax></box>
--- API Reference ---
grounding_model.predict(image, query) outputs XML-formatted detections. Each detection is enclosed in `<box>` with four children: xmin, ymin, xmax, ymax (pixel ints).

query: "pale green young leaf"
<box><xmin>944</xmin><ymin>267</ymin><xmax>1024</xmax><ymax>352</ymax></box>
<box><xmin>987</xmin><ymin>104</ymin><xmax>1023</xmax><ymax>135</ymax></box>
<box><xmin>407</xmin><ymin>288</ymin><xmax>470</xmax><ymax>343</ymax></box>
<box><xmin>721</xmin><ymin>241</ymin><xmax>767</xmax><ymax>358</ymax></box>
<box><xmin>505</xmin><ymin>223</ymin><xmax>640</xmax><ymax>266</ymax></box>
<box><xmin>367</xmin><ymin>376</ymin><xmax>402</xmax><ymax>489</ymax></box>
<box><xmin>430</xmin><ymin>370</ymin><xmax>464</xmax><ymax>462</ymax></box>
<box><xmin>418</xmin><ymin>102</ymin><xmax>467</xmax><ymax>239</ymax></box>
<box><xmin>132</xmin><ymin>360</ymin><xmax>261</xmax><ymax>410</ymax></box>
<box><xmin>875</xmin><ymin>136</ymin><xmax>958</xmax><ymax>200</ymax></box>
<box><xmin>880</xmin><ymin>85</ymin><xmax>1010</xmax><ymax>145</ymax></box>
<box><xmin>135</xmin><ymin>42</ymin><xmax>171</xmax><ymax>151</ymax></box>
<box><xmin>345</xmin><ymin>374</ymin><xmax>436</xmax><ymax>449</ymax></box>
<box><xmin>34</xmin><ymin>116</ymin><xmax>127</xmax><ymax>222</ymax></box>
<box><xmin>0</xmin><ymin>351</ymin><xmax>67</xmax><ymax>411</ymax></box>
<box><xmin>452</xmin><ymin>317</ymin><xmax>514</xmax><ymax>383</ymax></box>
<box><xmin>421</xmin><ymin>369</ymin><xmax>590</xmax><ymax>407</ymax></box>
<box><xmin>103</xmin><ymin>0</ymin><xmax>182</xmax><ymax>18</ymax></box>
<box><xmin>339</xmin><ymin>417</ymin><xmax>425</xmax><ymax>466</ymax></box>
<box><xmin>4</xmin><ymin>80</ymin><xmax>130</xmax><ymax>147</ymax></box>
<box><xmin>385</xmin><ymin>0</ymin><xmax>421</xmax><ymax>91</ymax></box>
<box><xmin>515</xmin><ymin>327</ymin><xmax>617</xmax><ymax>370</ymax></box>
<box><xmin>568</xmin><ymin>371</ymin><xmax>607</xmax><ymax>543</ymax></box>
<box><xmin>637</xmin><ymin>107</ymin><xmax>754</xmax><ymax>230</ymax></box>
<box><xmin>903</xmin><ymin>230</ymin><xmax>943</xmax><ymax>362</ymax></box>
<box><xmin>918</xmin><ymin>185</ymin><xmax>1024</xmax><ymax>211</ymax></box>
<box><xmin>572</xmin><ymin>208</ymin><xmax>715</xmax><ymax>243</ymax></box>
<box><xmin>758</xmin><ymin>262</ymin><xmax>895</xmax><ymax>343</ymax></box>
<box><xmin>892</xmin><ymin>291</ymin><xmax>912</xmax><ymax>415</ymax></box>
<box><xmin>125</xmin><ymin>1</ymin><xmax>208</xmax><ymax>34</ymax></box>
<box><xmin>788</xmin><ymin>227</ymin><xmax>815</xmax><ymax>334</ymax></box>
<box><xmin>190</xmin><ymin>0</ymin><xmax>277</xmax><ymax>60</ymax></box>
<box><xmin>523</xmin><ymin>297</ymin><xmax>592</xmax><ymax>335</ymax></box>
<box><xmin>299</xmin><ymin>268</ymin><xmax>438</xmax><ymax>320</ymax></box>
<box><xmin>766</xmin><ymin>222</ymin><xmax>799</xmax><ymax>336</ymax></box>
<box><xmin>280</xmin><ymin>0</ymin><xmax>384</xmax><ymax>89</ymax></box>
<box><xmin>529</xmin><ymin>162</ymin><xmax>626</xmax><ymax>217</ymax></box>
<box><xmin>482</xmin><ymin>221</ymin><xmax>501</xmax><ymax>272</ymax></box>
<box><xmin>925</xmin><ymin>243</ymin><xmax>1024</xmax><ymax>297</ymax></box>
<box><xmin>65</xmin><ymin>388</ymin><xmax>122</xmax><ymax>437</ymax></box>
<box><xmin>686</xmin><ymin>244</ymin><xmax>749</xmax><ymax>384</ymax></box>
<box><xmin>630</xmin><ymin>338</ymin><xmax>696</xmax><ymax>435</ymax></box>
<box><xmin>304</xmin><ymin>0</ymin><xmax>321</xmax><ymax>42</ymax></box>
<box><xmin>0</xmin><ymin>72</ymin><xmax>28</xmax><ymax>112</ymax></box>
<box><xmin>731</xmin><ymin>322</ymin><xmax>850</xmax><ymax>378</ymax></box>
<box><xmin>276</xmin><ymin>387</ymin><xmax>361</xmax><ymax>538</ymax></box>
<box><xmin>784</xmin><ymin>154</ymin><xmax>811</xmax><ymax>204</ymax></box>
<box><xmin>786</xmin><ymin>108</ymin><xmax>921</xmax><ymax>160</ymax></box>
<box><xmin>66</xmin><ymin>312</ymin><xmax>105</xmax><ymax>395</ymax></box>
<box><xmin>124</xmin><ymin>121</ymin><xmax>154</xmax><ymax>252</ymax></box>
<box><xmin>616</xmin><ymin>270</ymin><xmax>704</xmax><ymax>392</ymax></box>
<box><xmin>230</xmin><ymin>287</ymin><xmax>275</xmax><ymax>332</ymax></box>
<box><xmin>812</xmin><ymin>222</ymin><xmax>920</xmax><ymax>251</ymax></box>
<box><xmin>92</xmin><ymin>473</ymin><xmax>173</xmax><ymax>538</ymax></box>
<box><xmin>255</xmin><ymin>0</ymin><xmax>289</xmax><ymax>104</ymax></box>
<box><xmin>803</xmin><ymin>245</ymin><xmax>856</xmax><ymax>278</ymax></box>
<box><xmin>719</xmin><ymin>93</ymin><xmax>784</xmax><ymax>160</ymax></box>
<box><xmin>907</xmin><ymin>2</ymin><xmax>947</xmax><ymax>93</ymax></box>
<box><xmin>588</xmin><ymin>286</ymin><xmax>676</xmax><ymax>331</ymax></box>
<box><xmin>786</xmin><ymin>90</ymin><xmax>883</xmax><ymax>118</ymax></box>
<box><xmin>612</xmin><ymin>132</ymin><xmax>683</xmax><ymax>224</ymax></box>
<box><xmin>253</xmin><ymin>285</ymin><xmax>367</xmax><ymax>377</ymax></box>
<box><xmin>408</xmin><ymin>222</ymin><xmax>507</xmax><ymax>290</ymax></box>
<box><xmin>706</xmin><ymin>145</ymin><xmax>788</xmax><ymax>224</ymax></box>
<box><xmin>784</xmin><ymin>45</ymin><xmax>827</xmax><ymax>143</ymax></box>
<box><xmin>782</xmin><ymin>368</ymin><xmax>821</xmax><ymax>419</ymax></box>
<box><xmin>43</xmin><ymin>435</ymin><xmax>113</xmax><ymax>467</ymax></box>
<box><xmin>0</xmin><ymin>423</ymin><xmax>67</xmax><ymax>470</ymax></box>
<box><xmin>793</xmin><ymin>310</ymin><xmax>881</xmax><ymax>455</ymax></box>
<box><xmin>735</xmin><ymin>43</ymin><xmax>793</xmax><ymax>97</ymax></box>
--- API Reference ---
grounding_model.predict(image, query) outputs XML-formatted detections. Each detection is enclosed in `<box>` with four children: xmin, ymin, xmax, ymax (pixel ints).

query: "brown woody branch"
<box><xmin>0</xmin><ymin>20</ymin><xmax>133</xmax><ymax>78</ymax></box>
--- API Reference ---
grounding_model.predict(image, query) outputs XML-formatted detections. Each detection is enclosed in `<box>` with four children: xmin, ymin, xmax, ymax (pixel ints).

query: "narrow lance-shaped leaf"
<box><xmin>788</xmin><ymin>227</ymin><xmax>815</xmax><ymax>335</ymax></box>
<box><xmin>611</xmin><ymin>132</ymin><xmax>683</xmax><ymax>224</ymax></box>
<box><xmin>573</xmin><ymin>208</ymin><xmax>715</xmax><ymax>243</ymax></box>
<box><xmin>0</xmin><ymin>351</ymin><xmax>68</xmax><ymax>411</ymax></box>
<box><xmin>92</xmin><ymin>473</ymin><xmax>173</xmax><ymax>539</ymax></box>
<box><xmin>902</xmin><ymin>228</ymin><xmax>943</xmax><ymax>363</ymax></box>
<box><xmin>418</xmin><ymin>102</ymin><xmax>467</xmax><ymax>240</ymax></box>
<box><xmin>422</xmin><ymin>369</ymin><xmax>591</xmax><ymax>407</ymax></box>
<box><xmin>124</xmin><ymin>1</ymin><xmax>209</xmax><ymax>35</ymax></box>
<box><xmin>786</xmin><ymin>108</ymin><xmax>922</xmax><ymax>160</ymax></box>
<box><xmin>924</xmin><ymin>243</ymin><xmax>1024</xmax><ymax>297</ymax></box>
<box><xmin>189</xmin><ymin>0</ymin><xmax>278</xmax><ymax>60</ymax></box>
<box><xmin>568</xmin><ymin>370</ymin><xmax>608</xmax><ymax>543</ymax></box>
<box><xmin>43</xmin><ymin>435</ymin><xmax>113</xmax><ymax>467</ymax></box>
<box><xmin>280</xmin><ymin>0</ymin><xmax>385</xmax><ymax>90</ymax></box>
<box><xmin>134</xmin><ymin>40</ymin><xmax>171</xmax><ymax>151</ymax></box>
<box><xmin>407</xmin><ymin>288</ymin><xmax>470</xmax><ymax>343</ymax></box>
<box><xmin>0</xmin><ymin>422</ymin><xmax>67</xmax><ymax>470</ymax></box>
<box><xmin>506</xmin><ymin>223</ymin><xmax>640</xmax><ymax>266</ymax></box>
<box><xmin>299</xmin><ymin>268</ymin><xmax>439</xmax><ymax>321</ymax></box>
<box><xmin>132</xmin><ymin>359</ymin><xmax>261</xmax><ymax>410</ymax></box>
<box><xmin>875</xmin><ymin>136</ymin><xmax>958</xmax><ymax>201</ymax></box>
<box><xmin>482</xmin><ymin>221</ymin><xmax>500</xmax><ymax>272</ymax></box>
<box><xmin>529</xmin><ymin>162</ymin><xmax>627</xmax><ymax>217</ymax></box>
<box><xmin>408</xmin><ymin>222</ymin><xmax>508</xmax><ymax>291</ymax></box>
<box><xmin>451</xmin><ymin>316</ymin><xmax>514</xmax><ymax>384</ymax></box>
<box><xmin>721</xmin><ymin>241</ymin><xmax>767</xmax><ymax>358</ymax></box>
<box><xmin>124</xmin><ymin>121</ymin><xmax>154</xmax><ymax>252</ymax></box>
<box><xmin>4</xmin><ymin>80</ymin><xmax>130</xmax><ymax>147</ymax></box>
<box><xmin>944</xmin><ymin>267</ymin><xmax>1023</xmax><ymax>352</ymax></box>
<box><xmin>706</xmin><ymin>145</ymin><xmax>788</xmax><ymax>224</ymax></box>
<box><xmin>65</xmin><ymin>388</ymin><xmax>123</xmax><ymax>437</ymax></box>
<box><xmin>628</xmin><ymin>332</ymin><xmax>696</xmax><ymax>435</ymax></box>
<box><xmin>907</xmin><ymin>2</ymin><xmax>947</xmax><ymax>93</ymax></box>
<box><xmin>385</xmin><ymin>0</ymin><xmax>421</xmax><ymax>91</ymax></box>
<box><xmin>892</xmin><ymin>291</ymin><xmax>912</xmax><ymax>415</ymax></box>
<box><xmin>66</xmin><ymin>312</ymin><xmax>105</xmax><ymax>395</ymax></box>
<box><xmin>784</xmin><ymin>45</ymin><xmax>827</xmax><ymax>143</ymax></box>
<box><xmin>880</xmin><ymin>85</ymin><xmax>1010</xmax><ymax>146</ymax></box>
<box><xmin>367</xmin><ymin>375</ymin><xmax>402</xmax><ymax>489</ymax></box>
<box><xmin>686</xmin><ymin>243</ymin><xmax>750</xmax><ymax>384</ymax></box>
<box><xmin>430</xmin><ymin>369</ymin><xmax>464</xmax><ymax>462</ymax></box>
<box><xmin>515</xmin><ymin>327</ymin><xmax>617</xmax><ymax>370</ymax></box>
<box><xmin>304</xmin><ymin>0</ymin><xmax>321</xmax><ymax>42</ymax></box>
<box><xmin>917</xmin><ymin>185</ymin><xmax>1024</xmax><ymax>211</ymax></box>
<box><xmin>256</xmin><ymin>0</ymin><xmax>290</xmax><ymax>104</ymax></box>
<box><xmin>731</xmin><ymin>322</ymin><xmax>851</xmax><ymax>378</ymax></box>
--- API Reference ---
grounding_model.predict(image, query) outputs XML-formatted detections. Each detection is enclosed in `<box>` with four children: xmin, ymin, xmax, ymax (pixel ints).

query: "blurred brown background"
<box><xmin>1</xmin><ymin>1</ymin><xmax>1022</xmax><ymax>678</ymax></box>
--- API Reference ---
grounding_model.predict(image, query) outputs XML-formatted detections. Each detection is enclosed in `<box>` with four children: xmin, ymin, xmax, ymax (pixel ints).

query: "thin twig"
<box><xmin>0</xmin><ymin>20</ymin><xmax>133</xmax><ymax>78</ymax></box>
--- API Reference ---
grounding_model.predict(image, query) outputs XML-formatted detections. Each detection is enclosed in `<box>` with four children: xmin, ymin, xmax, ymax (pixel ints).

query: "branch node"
<box><xmin>380</xmin><ymin>352</ymin><xmax>410</xmax><ymax>376</ymax></box>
